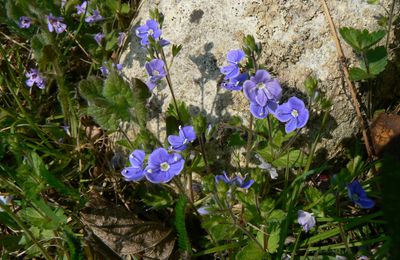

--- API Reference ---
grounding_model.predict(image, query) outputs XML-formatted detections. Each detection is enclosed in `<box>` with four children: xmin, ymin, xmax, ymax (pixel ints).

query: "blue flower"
<box><xmin>136</xmin><ymin>19</ymin><xmax>162</xmax><ymax>46</ymax></box>
<box><xmin>99</xmin><ymin>66</ymin><xmax>109</xmax><ymax>76</ymax></box>
<box><xmin>275</xmin><ymin>96</ymin><xmax>309</xmax><ymax>133</ymax></box>
<box><xmin>168</xmin><ymin>125</ymin><xmax>196</xmax><ymax>151</ymax></box>
<box><xmin>221</xmin><ymin>72</ymin><xmax>248</xmax><ymax>91</ymax></box>
<box><xmin>220</xmin><ymin>49</ymin><xmax>245</xmax><ymax>80</ymax></box>
<box><xmin>75</xmin><ymin>1</ymin><xmax>87</xmax><ymax>15</ymax></box>
<box><xmin>145</xmin><ymin>148</ymin><xmax>184</xmax><ymax>183</ymax></box>
<box><xmin>298</xmin><ymin>210</ymin><xmax>316</xmax><ymax>232</ymax></box>
<box><xmin>47</xmin><ymin>13</ymin><xmax>67</xmax><ymax>34</ymax></box>
<box><xmin>94</xmin><ymin>32</ymin><xmax>105</xmax><ymax>45</ymax></box>
<box><xmin>85</xmin><ymin>10</ymin><xmax>103</xmax><ymax>23</ymax></box>
<box><xmin>347</xmin><ymin>180</ymin><xmax>375</xmax><ymax>209</ymax></box>
<box><xmin>145</xmin><ymin>59</ymin><xmax>167</xmax><ymax>91</ymax></box>
<box><xmin>18</xmin><ymin>16</ymin><xmax>31</xmax><ymax>29</ymax></box>
<box><xmin>249</xmin><ymin>102</ymin><xmax>277</xmax><ymax>119</ymax></box>
<box><xmin>243</xmin><ymin>69</ymin><xmax>282</xmax><ymax>108</ymax></box>
<box><xmin>121</xmin><ymin>150</ymin><xmax>146</xmax><ymax>181</ymax></box>
<box><xmin>25</xmin><ymin>68</ymin><xmax>45</xmax><ymax>89</ymax></box>
<box><xmin>215</xmin><ymin>172</ymin><xmax>254</xmax><ymax>189</ymax></box>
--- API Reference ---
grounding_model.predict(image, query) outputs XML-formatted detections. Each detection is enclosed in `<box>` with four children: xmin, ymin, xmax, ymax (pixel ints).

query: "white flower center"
<box><xmin>160</xmin><ymin>162</ymin><xmax>170</xmax><ymax>171</ymax></box>
<box><xmin>291</xmin><ymin>109</ymin><xmax>299</xmax><ymax>117</ymax></box>
<box><xmin>256</xmin><ymin>82</ymin><xmax>265</xmax><ymax>89</ymax></box>
<box><xmin>153</xmin><ymin>70</ymin><xmax>159</xmax><ymax>76</ymax></box>
<box><xmin>183</xmin><ymin>138</ymin><xmax>188</xmax><ymax>144</ymax></box>
<box><xmin>148</xmin><ymin>29</ymin><xmax>154</xmax><ymax>35</ymax></box>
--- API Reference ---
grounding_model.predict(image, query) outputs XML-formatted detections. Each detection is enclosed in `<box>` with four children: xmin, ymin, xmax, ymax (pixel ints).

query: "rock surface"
<box><xmin>120</xmin><ymin>0</ymin><xmax>392</xmax><ymax>156</ymax></box>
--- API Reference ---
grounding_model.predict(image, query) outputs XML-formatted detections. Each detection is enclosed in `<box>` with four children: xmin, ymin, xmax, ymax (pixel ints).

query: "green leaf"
<box><xmin>105</xmin><ymin>33</ymin><xmax>118</xmax><ymax>51</ymax></box>
<box><xmin>130</xmin><ymin>78</ymin><xmax>151</xmax><ymax>127</ymax></box>
<box><xmin>80</xmin><ymin>73</ymin><xmax>142</xmax><ymax>130</ymax></box>
<box><xmin>349</xmin><ymin>67</ymin><xmax>370</xmax><ymax>81</ymax></box>
<box><xmin>193</xmin><ymin>113</ymin><xmax>207</xmax><ymax>134</ymax></box>
<box><xmin>366</xmin><ymin>46</ymin><xmax>387</xmax><ymax>76</ymax></box>
<box><xmin>267</xmin><ymin>223</ymin><xmax>280</xmax><ymax>253</ymax></box>
<box><xmin>166</xmin><ymin>100</ymin><xmax>191</xmax><ymax>124</ymax></box>
<box><xmin>228</xmin><ymin>132</ymin><xmax>246</xmax><ymax>147</ymax></box>
<box><xmin>236</xmin><ymin>241</ymin><xmax>265</xmax><ymax>260</ymax></box>
<box><xmin>120</xmin><ymin>3</ymin><xmax>130</xmax><ymax>14</ymax></box>
<box><xmin>172</xmin><ymin>44</ymin><xmax>183</xmax><ymax>57</ymax></box>
<box><xmin>339</xmin><ymin>27</ymin><xmax>386</xmax><ymax>52</ymax></box>
<box><xmin>31</xmin><ymin>152</ymin><xmax>80</xmax><ymax>200</ymax></box>
<box><xmin>367</xmin><ymin>0</ymin><xmax>380</xmax><ymax>4</ymax></box>
<box><xmin>272</xmin><ymin>149</ymin><xmax>305</xmax><ymax>168</ymax></box>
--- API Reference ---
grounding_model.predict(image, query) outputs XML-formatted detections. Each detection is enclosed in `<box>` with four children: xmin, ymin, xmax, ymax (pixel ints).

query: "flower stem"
<box><xmin>245</xmin><ymin>113</ymin><xmax>254</xmax><ymax>168</ymax></box>
<box><xmin>159</xmin><ymin>47</ymin><xmax>182</xmax><ymax>122</ymax></box>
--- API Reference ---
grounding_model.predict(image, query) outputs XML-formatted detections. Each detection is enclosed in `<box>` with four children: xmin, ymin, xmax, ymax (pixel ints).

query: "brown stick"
<box><xmin>320</xmin><ymin>0</ymin><xmax>375</xmax><ymax>159</ymax></box>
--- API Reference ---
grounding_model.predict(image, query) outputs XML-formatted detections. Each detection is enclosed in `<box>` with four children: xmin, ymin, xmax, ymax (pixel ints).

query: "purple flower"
<box><xmin>197</xmin><ymin>206</ymin><xmax>211</xmax><ymax>215</ymax></box>
<box><xmin>221</xmin><ymin>72</ymin><xmax>248</xmax><ymax>91</ymax></box>
<box><xmin>243</xmin><ymin>69</ymin><xmax>282</xmax><ymax>107</ymax></box>
<box><xmin>347</xmin><ymin>180</ymin><xmax>375</xmax><ymax>209</ymax></box>
<box><xmin>47</xmin><ymin>13</ymin><xmax>67</xmax><ymax>34</ymax></box>
<box><xmin>215</xmin><ymin>172</ymin><xmax>254</xmax><ymax>189</ymax></box>
<box><xmin>85</xmin><ymin>10</ymin><xmax>103</xmax><ymax>23</ymax></box>
<box><xmin>61</xmin><ymin>0</ymin><xmax>67</xmax><ymax>8</ymax></box>
<box><xmin>121</xmin><ymin>150</ymin><xmax>146</xmax><ymax>181</ymax></box>
<box><xmin>145</xmin><ymin>59</ymin><xmax>167</xmax><ymax>91</ymax></box>
<box><xmin>144</xmin><ymin>148</ymin><xmax>184</xmax><ymax>183</ymax></box>
<box><xmin>168</xmin><ymin>125</ymin><xmax>196</xmax><ymax>151</ymax></box>
<box><xmin>135</xmin><ymin>19</ymin><xmax>162</xmax><ymax>46</ymax></box>
<box><xmin>99</xmin><ymin>66</ymin><xmax>109</xmax><ymax>76</ymax></box>
<box><xmin>94</xmin><ymin>32</ymin><xmax>105</xmax><ymax>45</ymax></box>
<box><xmin>118</xmin><ymin>32</ymin><xmax>126</xmax><ymax>47</ymax></box>
<box><xmin>18</xmin><ymin>16</ymin><xmax>31</xmax><ymax>29</ymax></box>
<box><xmin>75</xmin><ymin>1</ymin><xmax>87</xmax><ymax>15</ymax></box>
<box><xmin>115</xmin><ymin>63</ymin><xmax>122</xmax><ymax>71</ymax></box>
<box><xmin>220</xmin><ymin>49</ymin><xmax>245</xmax><ymax>80</ymax></box>
<box><xmin>25</xmin><ymin>69</ymin><xmax>45</xmax><ymax>89</ymax></box>
<box><xmin>298</xmin><ymin>210</ymin><xmax>316</xmax><ymax>232</ymax></box>
<box><xmin>275</xmin><ymin>97</ymin><xmax>309</xmax><ymax>133</ymax></box>
<box><xmin>249</xmin><ymin>102</ymin><xmax>276</xmax><ymax>119</ymax></box>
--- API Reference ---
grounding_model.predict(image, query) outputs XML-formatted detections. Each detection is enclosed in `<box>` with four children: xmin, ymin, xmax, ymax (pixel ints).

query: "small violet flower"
<box><xmin>121</xmin><ymin>150</ymin><xmax>146</xmax><ymax>181</ymax></box>
<box><xmin>135</xmin><ymin>19</ymin><xmax>162</xmax><ymax>46</ymax></box>
<box><xmin>61</xmin><ymin>0</ymin><xmax>67</xmax><ymax>8</ymax></box>
<box><xmin>221</xmin><ymin>72</ymin><xmax>248</xmax><ymax>91</ymax></box>
<box><xmin>118</xmin><ymin>32</ymin><xmax>126</xmax><ymax>47</ymax></box>
<box><xmin>347</xmin><ymin>180</ymin><xmax>375</xmax><ymax>209</ymax></box>
<box><xmin>18</xmin><ymin>16</ymin><xmax>31</xmax><ymax>29</ymax></box>
<box><xmin>47</xmin><ymin>13</ymin><xmax>67</xmax><ymax>34</ymax></box>
<box><xmin>0</xmin><ymin>195</ymin><xmax>13</xmax><ymax>212</ymax></box>
<box><xmin>255</xmin><ymin>154</ymin><xmax>278</xmax><ymax>179</ymax></box>
<box><xmin>297</xmin><ymin>210</ymin><xmax>316</xmax><ymax>232</ymax></box>
<box><xmin>275</xmin><ymin>96</ymin><xmax>309</xmax><ymax>133</ymax></box>
<box><xmin>25</xmin><ymin>69</ymin><xmax>45</xmax><ymax>89</ymax></box>
<box><xmin>243</xmin><ymin>69</ymin><xmax>282</xmax><ymax>118</ymax></box>
<box><xmin>215</xmin><ymin>172</ymin><xmax>254</xmax><ymax>189</ymax></box>
<box><xmin>168</xmin><ymin>125</ymin><xmax>196</xmax><ymax>151</ymax></box>
<box><xmin>75</xmin><ymin>1</ymin><xmax>87</xmax><ymax>15</ymax></box>
<box><xmin>220</xmin><ymin>49</ymin><xmax>245</xmax><ymax>80</ymax></box>
<box><xmin>94</xmin><ymin>32</ymin><xmax>105</xmax><ymax>45</ymax></box>
<box><xmin>145</xmin><ymin>148</ymin><xmax>184</xmax><ymax>183</ymax></box>
<box><xmin>145</xmin><ymin>59</ymin><xmax>167</xmax><ymax>91</ymax></box>
<box><xmin>99</xmin><ymin>66</ymin><xmax>109</xmax><ymax>76</ymax></box>
<box><xmin>115</xmin><ymin>63</ymin><xmax>122</xmax><ymax>72</ymax></box>
<box><xmin>85</xmin><ymin>10</ymin><xmax>103</xmax><ymax>23</ymax></box>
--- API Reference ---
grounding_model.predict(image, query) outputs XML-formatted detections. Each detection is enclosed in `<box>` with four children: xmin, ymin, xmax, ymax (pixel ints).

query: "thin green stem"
<box><xmin>159</xmin><ymin>47</ymin><xmax>182</xmax><ymax>122</ymax></box>
<box><xmin>245</xmin><ymin>114</ymin><xmax>254</xmax><ymax>168</ymax></box>
<box><xmin>291</xmin><ymin>230</ymin><xmax>302</xmax><ymax>259</ymax></box>
<box><xmin>386</xmin><ymin>0</ymin><xmax>396</xmax><ymax>50</ymax></box>
<box><xmin>304</xmin><ymin>109</ymin><xmax>329</xmax><ymax>173</ymax></box>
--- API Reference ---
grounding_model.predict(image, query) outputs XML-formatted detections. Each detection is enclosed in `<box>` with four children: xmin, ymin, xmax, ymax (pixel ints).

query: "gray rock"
<box><xmin>119</xmin><ymin>0</ymin><xmax>392</xmax><ymax>156</ymax></box>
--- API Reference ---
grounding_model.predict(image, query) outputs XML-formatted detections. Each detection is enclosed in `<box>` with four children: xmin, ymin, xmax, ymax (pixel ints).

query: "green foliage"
<box><xmin>236</xmin><ymin>241</ymin><xmax>265</xmax><ymax>260</ymax></box>
<box><xmin>174</xmin><ymin>196</ymin><xmax>192</xmax><ymax>255</ymax></box>
<box><xmin>79</xmin><ymin>73</ymin><xmax>149</xmax><ymax>130</ymax></box>
<box><xmin>339</xmin><ymin>27</ymin><xmax>386</xmax><ymax>52</ymax></box>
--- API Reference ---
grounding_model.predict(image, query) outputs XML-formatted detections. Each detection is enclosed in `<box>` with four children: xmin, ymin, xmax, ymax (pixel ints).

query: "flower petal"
<box><xmin>285</xmin><ymin>118</ymin><xmax>297</xmax><ymax>133</ymax></box>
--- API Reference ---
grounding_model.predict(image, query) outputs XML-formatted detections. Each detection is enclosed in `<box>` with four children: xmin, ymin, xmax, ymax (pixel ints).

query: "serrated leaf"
<box><xmin>272</xmin><ymin>149</ymin><xmax>304</xmax><ymax>168</ymax></box>
<box><xmin>339</xmin><ymin>27</ymin><xmax>386</xmax><ymax>52</ymax></box>
<box><xmin>366</xmin><ymin>46</ymin><xmax>387</xmax><ymax>76</ymax></box>
<box><xmin>131</xmin><ymin>78</ymin><xmax>151</xmax><ymax>127</ymax></box>
<box><xmin>166</xmin><ymin>100</ymin><xmax>191</xmax><ymax>124</ymax></box>
<box><xmin>267</xmin><ymin>223</ymin><xmax>280</xmax><ymax>253</ymax></box>
<box><xmin>236</xmin><ymin>241</ymin><xmax>265</xmax><ymax>260</ymax></box>
<box><xmin>105</xmin><ymin>34</ymin><xmax>118</xmax><ymax>51</ymax></box>
<box><xmin>349</xmin><ymin>67</ymin><xmax>370</xmax><ymax>81</ymax></box>
<box><xmin>79</xmin><ymin>77</ymin><xmax>103</xmax><ymax>100</ymax></box>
